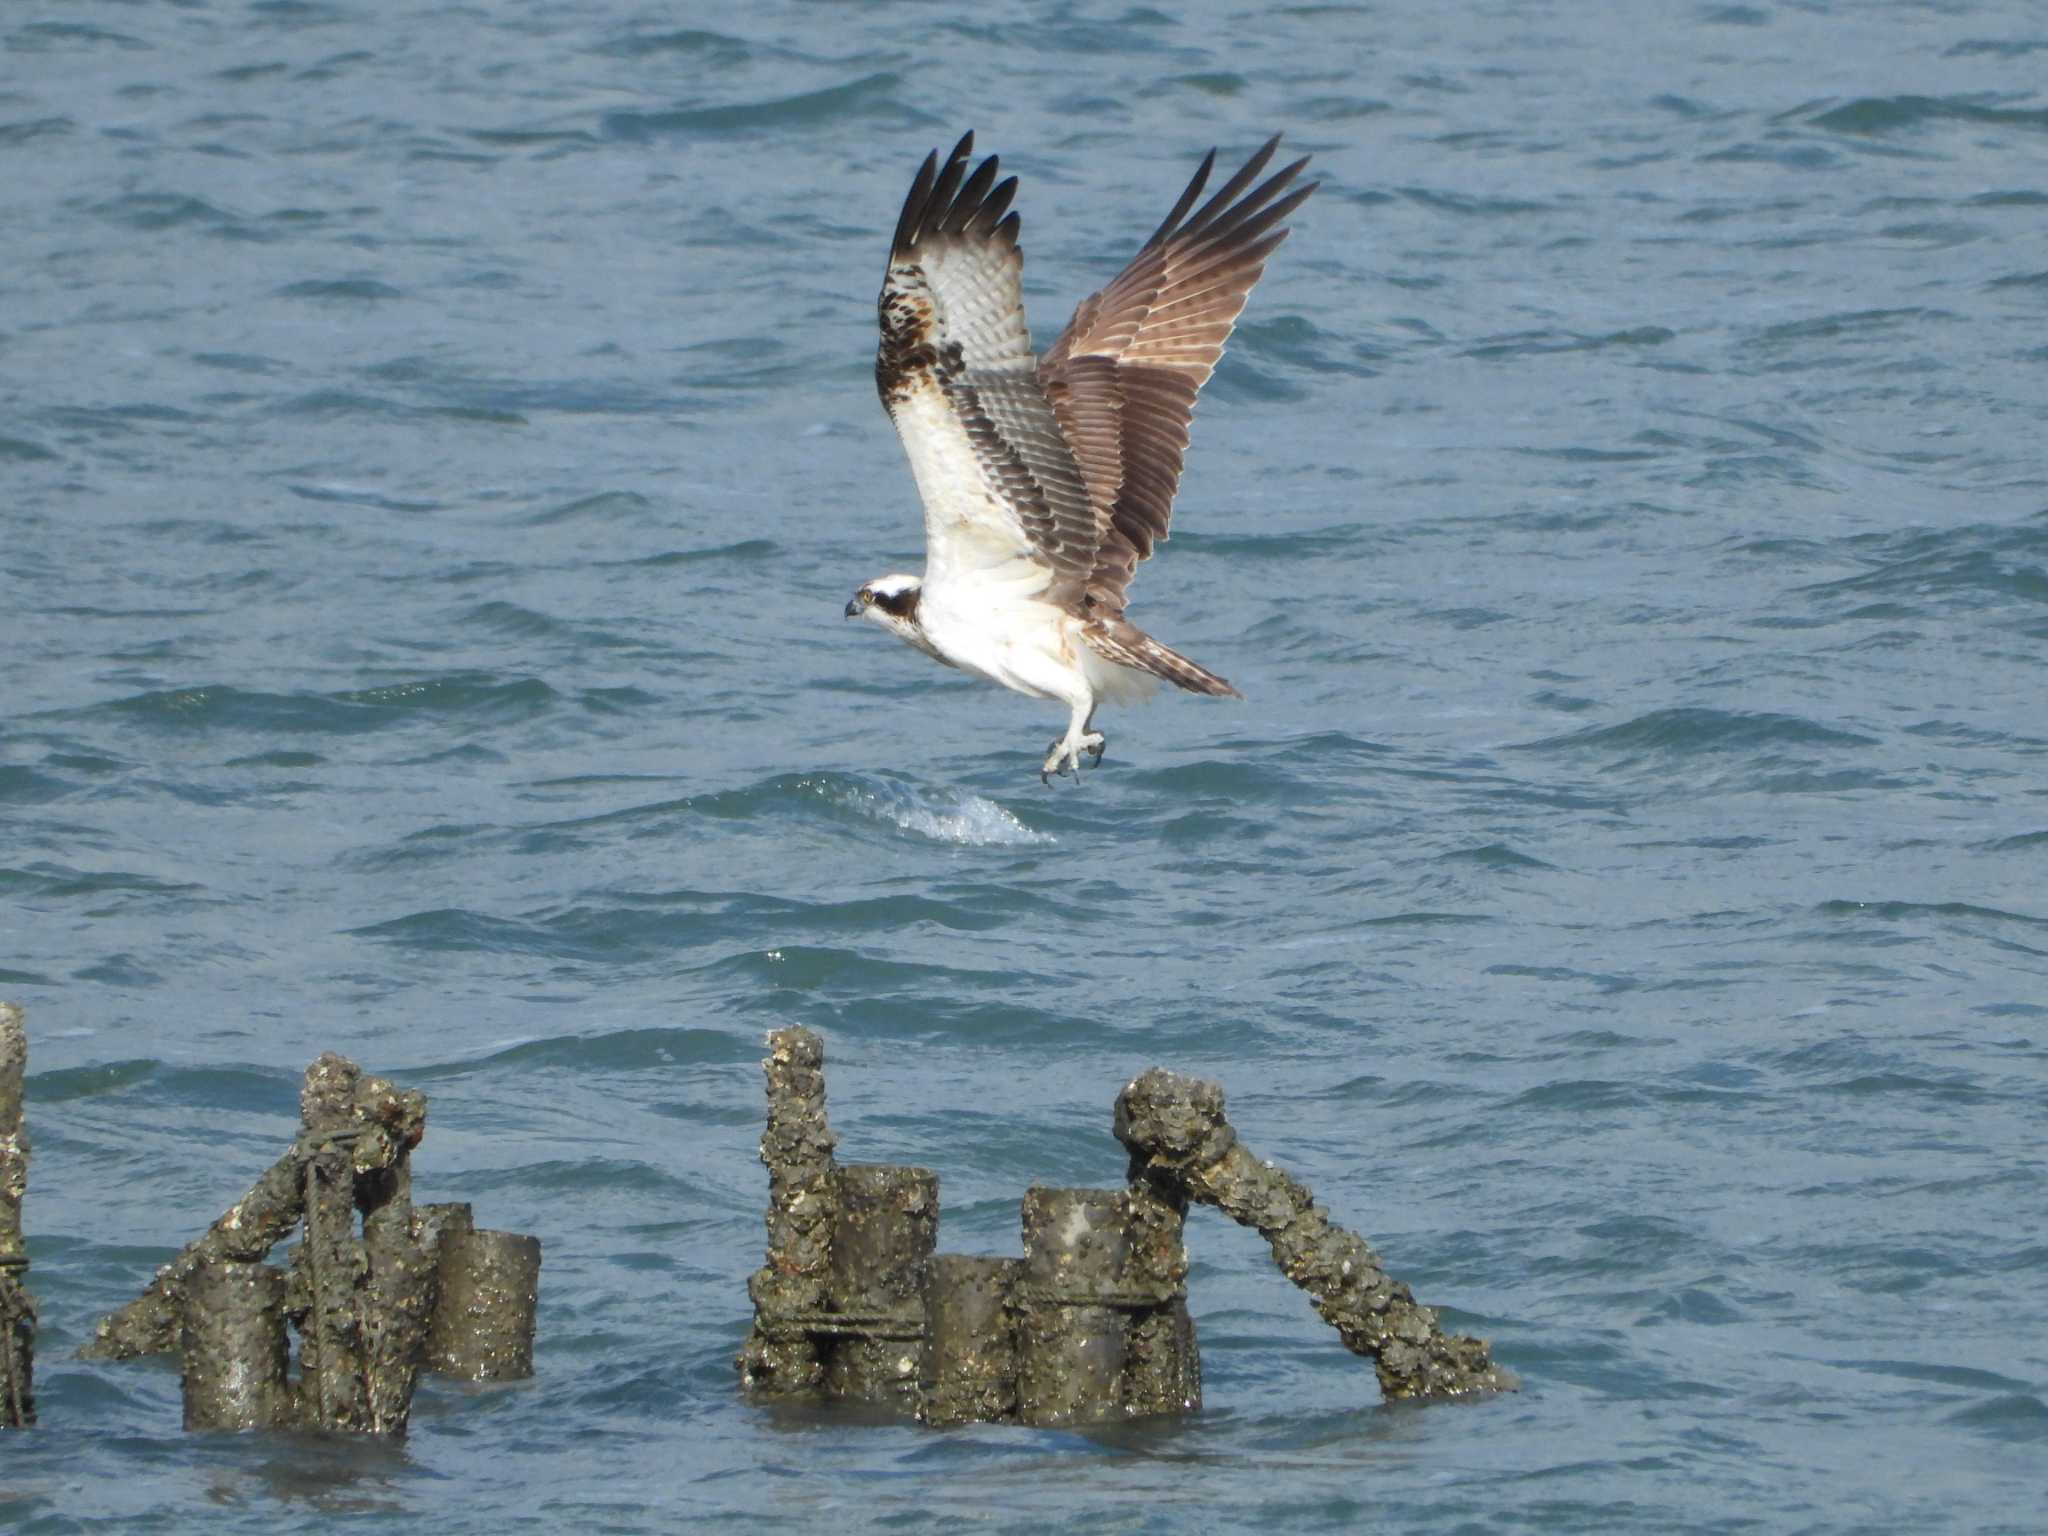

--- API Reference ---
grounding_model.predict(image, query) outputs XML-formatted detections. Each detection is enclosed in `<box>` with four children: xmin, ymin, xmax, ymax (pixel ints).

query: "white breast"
<box><xmin>918</xmin><ymin>573</ymin><xmax>1089</xmax><ymax>708</ymax></box>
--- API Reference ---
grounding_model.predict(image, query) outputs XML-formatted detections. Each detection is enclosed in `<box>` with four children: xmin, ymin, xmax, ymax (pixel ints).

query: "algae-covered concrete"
<box><xmin>919</xmin><ymin>1254</ymin><xmax>1020</xmax><ymax>1427</ymax></box>
<box><xmin>180</xmin><ymin>1259</ymin><xmax>292</xmax><ymax>1431</ymax></box>
<box><xmin>1</xmin><ymin>1002</ymin><xmax>34</xmax><ymax>1428</ymax></box>
<box><xmin>425</xmin><ymin>1230</ymin><xmax>542</xmax><ymax>1382</ymax></box>
<box><xmin>88</xmin><ymin>1050</ymin><xmax>526</xmax><ymax>1435</ymax></box>
<box><xmin>1118</xmin><ymin>1170</ymin><xmax>1201</xmax><ymax>1419</ymax></box>
<box><xmin>738</xmin><ymin>1032</ymin><xmax>1510</xmax><ymax>1428</ymax></box>
<box><xmin>736</xmin><ymin>1026</ymin><xmax>839</xmax><ymax>1393</ymax></box>
<box><xmin>298</xmin><ymin>1051</ymin><xmax>371</xmax><ymax>1429</ymax></box>
<box><xmin>1115</xmin><ymin>1068</ymin><xmax>1515</xmax><ymax>1401</ymax></box>
<box><xmin>1016</xmin><ymin>1187</ymin><xmax>1134</xmax><ymax>1427</ymax></box>
<box><xmin>821</xmin><ymin>1164</ymin><xmax>936</xmax><ymax>1406</ymax></box>
<box><xmin>82</xmin><ymin>1052</ymin><xmax>427</xmax><ymax>1364</ymax></box>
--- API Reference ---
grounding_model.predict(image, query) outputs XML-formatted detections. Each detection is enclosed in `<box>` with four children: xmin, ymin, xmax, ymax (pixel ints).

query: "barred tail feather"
<box><xmin>1083</xmin><ymin>620</ymin><xmax>1242</xmax><ymax>699</ymax></box>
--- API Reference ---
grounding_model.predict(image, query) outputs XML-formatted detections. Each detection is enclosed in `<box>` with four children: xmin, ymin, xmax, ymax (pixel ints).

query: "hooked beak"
<box><xmin>844</xmin><ymin>595</ymin><xmax>864</xmax><ymax>619</ymax></box>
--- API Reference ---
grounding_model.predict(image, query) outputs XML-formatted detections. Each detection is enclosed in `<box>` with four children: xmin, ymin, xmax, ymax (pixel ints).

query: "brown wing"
<box><xmin>1038</xmin><ymin>135</ymin><xmax>1316</xmax><ymax>616</ymax></box>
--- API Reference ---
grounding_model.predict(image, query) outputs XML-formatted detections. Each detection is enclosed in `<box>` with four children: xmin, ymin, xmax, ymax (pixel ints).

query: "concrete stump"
<box><xmin>180</xmin><ymin>1260</ymin><xmax>292</xmax><ymax>1431</ymax></box>
<box><xmin>919</xmin><ymin>1255</ymin><xmax>1021</xmax><ymax>1426</ymax></box>
<box><xmin>821</xmin><ymin>1164</ymin><xmax>936</xmax><ymax>1406</ymax></box>
<box><xmin>1</xmin><ymin>1002</ymin><xmax>34</xmax><ymax>1429</ymax></box>
<box><xmin>1016</xmin><ymin>1187</ymin><xmax>1131</xmax><ymax>1427</ymax></box>
<box><xmin>424</xmin><ymin>1229</ymin><xmax>541</xmax><ymax>1381</ymax></box>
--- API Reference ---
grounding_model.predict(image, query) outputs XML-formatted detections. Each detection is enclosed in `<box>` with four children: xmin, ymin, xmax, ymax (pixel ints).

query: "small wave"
<box><xmin>1806</xmin><ymin>95</ymin><xmax>2048</xmax><ymax>136</ymax></box>
<box><xmin>0</xmin><ymin>116</ymin><xmax>74</xmax><ymax>146</ymax></box>
<box><xmin>409</xmin><ymin>1025</ymin><xmax>755</xmax><ymax>1078</ymax></box>
<box><xmin>0</xmin><ymin>434</ymin><xmax>58</xmax><ymax>462</ymax></box>
<box><xmin>1516</xmin><ymin>707</ymin><xmax>1874</xmax><ymax>756</ymax></box>
<box><xmin>519</xmin><ymin>490</ymin><xmax>657</xmax><ymax>526</ymax></box>
<box><xmin>0</xmin><ymin>765</ymin><xmax>71</xmax><ymax>805</ymax></box>
<box><xmin>73</xmin><ymin>676</ymin><xmax>555</xmax><ymax>736</ymax></box>
<box><xmin>1814</xmin><ymin>899</ymin><xmax>2048</xmax><ymax>930</ymax></box>
<box><xmin>1797</xmin><ymin>519</ymin><xmax>2048</xmax><ymax>610</ymax></box>
<box><xmin>274</xmin><ymin>277</ymin><xmax>404</xmax><ymax>302</ymax></box>
<box><xmin>1441</xmin><ymin>843</ymin><xmax>1555</xmax><ymax>871</ymax></box>
<box><xmin>89</xmin><ymin>192</ymin><xmax>238</xmax><ymax>232</ymax></box>
<box><xmin>629</xmin><ymin>539</ymin><xmax>779</xmax><ymax>568</ymax></box>
<box><xmin>592</xmin><ymin>28</ymin><xmax>752</xmax><ymax>65</ymax></box>
<box><xmin>601</xmin><ymin>73</ymin><xmax>913</xmax><ymax>141</ymax></box>
<box><xmin>1943</xmin><ymin>1394</ymin><xmax>2048</xmax><ymax>1442</ymax></box>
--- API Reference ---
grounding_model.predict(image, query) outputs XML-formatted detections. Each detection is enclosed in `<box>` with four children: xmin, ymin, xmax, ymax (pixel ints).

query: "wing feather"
<box><xmin>1039</xmin><ymin>136</ymin><xmax>1318</xmax><ymax>614</ymax></box>
<box><xmin>876</xmin><ymin>134</ymin><xmax>1097</xmax><ymax>592</ymax></box>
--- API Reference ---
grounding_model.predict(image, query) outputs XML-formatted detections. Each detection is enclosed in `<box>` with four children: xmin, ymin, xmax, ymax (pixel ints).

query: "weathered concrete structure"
<box><xmin>85</xmin><ymin>1051</ymin><xmax>541</xmax><ymax>1435</ymax></box>
<box><xmin>738</xmin><ymin>1027</ymin><xmax>1511</xmax><ymax>1426</ymax></box>
<box><xmin>1</xmin><ymin>1003</ymin><xmax>34</xmax><ymax>1429</ymax></box>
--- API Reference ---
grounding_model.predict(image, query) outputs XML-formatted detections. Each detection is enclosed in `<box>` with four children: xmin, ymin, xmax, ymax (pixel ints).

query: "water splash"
<box><xmin>789</xmin><ymin>775</ymin><xmax>1053</xmax><ymax>848</ymax></box>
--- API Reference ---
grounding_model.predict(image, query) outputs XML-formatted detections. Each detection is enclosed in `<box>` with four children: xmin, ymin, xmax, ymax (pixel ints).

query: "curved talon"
<box><xmin>1043</xmin><ymin>725</ymin><xmax>1104</xmax><ymax>783</ymax></box>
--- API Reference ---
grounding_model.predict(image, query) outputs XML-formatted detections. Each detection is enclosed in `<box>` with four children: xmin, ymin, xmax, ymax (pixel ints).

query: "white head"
<box><xmin>844</xmin><ymin>573</ymin><xmax>924</xmax><ymax>644</ymax></box>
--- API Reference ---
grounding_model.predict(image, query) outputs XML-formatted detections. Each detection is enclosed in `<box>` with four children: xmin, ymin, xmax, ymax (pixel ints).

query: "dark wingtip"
<box><xmin>889</xmin><ymin>130</ymin><xmax>1020</xmax><ymax>264</ymax></box>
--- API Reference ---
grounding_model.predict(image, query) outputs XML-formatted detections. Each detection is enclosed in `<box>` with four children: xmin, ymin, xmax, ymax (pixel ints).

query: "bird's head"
<box><xmin>845</xmin><ymin>574</ymin><xmax>924</xmax><ymax>640</ymax></box>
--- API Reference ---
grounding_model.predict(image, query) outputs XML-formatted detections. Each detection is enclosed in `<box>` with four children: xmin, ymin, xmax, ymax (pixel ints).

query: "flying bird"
<box><xmin>845</xmin><ymin>132</ymin><xmax>1316</xmax><ymax>782</ymax></box>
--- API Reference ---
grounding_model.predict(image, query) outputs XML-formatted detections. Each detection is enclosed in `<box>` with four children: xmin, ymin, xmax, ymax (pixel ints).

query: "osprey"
<box><xmin>846</xmin><ymin>132</ymin><xmax>1316</xmax><ymax>782</ymax></box>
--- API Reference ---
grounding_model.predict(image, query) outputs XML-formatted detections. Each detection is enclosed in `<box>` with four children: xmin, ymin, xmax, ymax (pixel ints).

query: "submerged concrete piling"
<box><xmin>298</xmin><ymin>1052</ymin><xmax>371</xmax><ymax>1431</ymax></box>
<box><xmin>1115</xmin><ymin>1068</ymin><xmax>1514</xmax><ymax>1401</ymax></box>
<box><xmin>1</xmin><ymin>1003</ymin><xmax>34</xmax><ymax>1428</ymax></box>
<box><xmin>1015</xmin><ymin>1187</ymin><xmax>1132</xmax><ymax>1427</ymax></box>
<box><xmin>737</xmin><ymin>1026</ymin><xmax>839</xmax><ymax>1393</ymax></box>
<box><xmin>740</xmin><ymin>1031</ymin><xmax>1511</xmax><ymax>1426</ymax></box>
<box><xmin>821</xmin><ymin>1164</ymin><xmax>937</xmax><ymax>1406</ymax></box>
<box><xmin>84</xmin><ymin>1128</ymin><xmax>312</xmax><ymax>1361</ymax></box>
<box><xmin>180</xmin><ymin>1260</ymin><xmax>292</xmax><ymax>1431</ymax></box>
<box><xmin>424</xmin><ymin>1230</ymin><xmax>543</xmax><ymax>1382</ymax></box>
<box><xmin>88</xmin><ymin>1050</ymin><xmax>537</xmax><ymax>1433</ymax></box>
<box><xmin>919</xmin><ymin>1255</ymin><xmax>1020</xmax><ymax>1427</ymax></box>
<box><xmin>356</xmin><ymin>1104</ymin><xmax>445</xmax><ymax>1428</ymax></box>
<box><xmin>1117</xmin><ymin>1172</ymin><xmax>1201</xmax><ymax>1418</ymax></box>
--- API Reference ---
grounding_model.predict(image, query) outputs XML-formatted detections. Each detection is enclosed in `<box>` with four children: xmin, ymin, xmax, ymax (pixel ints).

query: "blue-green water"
<box><xmin>5</xmin><ymin>1</ymin><xmax>2046</xmax><ymax>1530</ymax></box>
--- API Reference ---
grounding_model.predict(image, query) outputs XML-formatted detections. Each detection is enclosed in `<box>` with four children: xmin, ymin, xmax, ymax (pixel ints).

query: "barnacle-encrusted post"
<box><xmin>297</xmin><ymin>1052</ymin><xmax>370</xmax><ymax>1430</ymax></box>
<box><xmin>821</xmin><ymin>1164</ymin><xmax>937</xmax><ymax>1405</ymax></box>
<box><xmin>355</xmin><ymin>1073</ymin><xmax>441</xmax><ymax>1426</ymax></box>
<box><xmin>918</xmin><ymin>1254</ymin><xmax>1021</xmax><ymax>1426</ymax></box>
<box><xmin>1014</xmin><ymin>1187</ymin><xmax>1132</xmax><ymax>1426</ymax></box>
<box><xmin>1118</xmin><ymin>1163</ymin><xmax>1201</xmax><ymax>1418</ymax></box>
<box><xmin>423</xmin><ymin>1229</ymin><xmax>542</xmax><ymax>1382</ymax></box>
<box><xmin>1</xmin><ymin>1003</ymin><xmax>35</xmax><ymax>1428</ymax></box>
<box><xmin>1114</xmin><ymin>1068</ymin><xmax>1514</xmax><ymax>1401</ymax></box>
<box><xmin>737</xmin><ymin>1027</ymin><xmax>838</xmax><ymax>1392</ymax></box>
<box><xmin>180</xmin><ymin>1259</ymin><xmax>292</xmax><ymax>1430</ymax></box>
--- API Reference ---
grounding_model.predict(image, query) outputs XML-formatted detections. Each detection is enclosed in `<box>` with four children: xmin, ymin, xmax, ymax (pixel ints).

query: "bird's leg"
<box><xmin>1042</xmin><ymin>698</ymin><xmax>1095</xmax><ymax>785</ymax></box>
<box><xmin>1081</xmin><ymin>707</ymin><xmax>1106</xmax><ymax>767</ymax></box>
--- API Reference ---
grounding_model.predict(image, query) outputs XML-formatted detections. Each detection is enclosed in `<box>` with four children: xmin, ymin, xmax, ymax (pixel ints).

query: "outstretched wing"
<box><xmin>1039</xmin><ymin>136</ymin><xmax>1316</xmax><ymax>616</ymax></box>
<box><xmin>876</xmin><ymin>133</ymin><xmax>1098</xmax><ymax>593</ymax></box>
